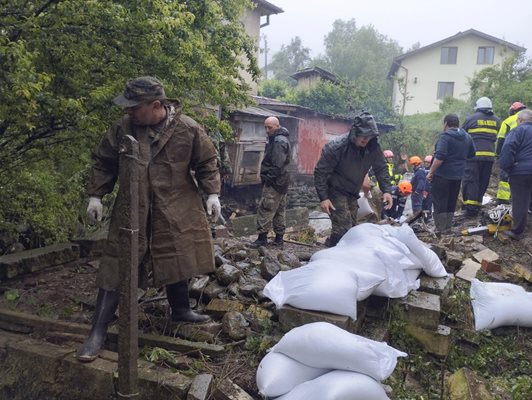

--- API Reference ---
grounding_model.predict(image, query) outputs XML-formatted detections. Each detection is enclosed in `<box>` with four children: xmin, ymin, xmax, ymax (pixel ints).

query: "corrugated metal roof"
<box><xmin>233</xmin><ymin>105</ymin><xmax>300</xmax><ymax>119</ymax></box>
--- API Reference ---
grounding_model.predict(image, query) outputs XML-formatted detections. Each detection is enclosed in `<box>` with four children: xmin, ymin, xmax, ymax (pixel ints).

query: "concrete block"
<box><xmin>472</xmin><ymin>248</ymin><xmax>499</xmax><ymax>264</ymax></box>
<box><xmin>0</xmin><ymin>243</ymin><xmax>80</xmax><ymax>280</ymax></box>
<box><xmin>399</xmin><ymin>291</ymin><xmax>441</xmax><ymax>330</ymax></box>
<box><xmin>214</xmin><ymin>378</ymin><xmax>254</xmax><ymax>400</ymax></box>
<box><xmin>405</xmin><ymin>324</ymin><xmax>452</xmax><ymax>357</ymax></box>
<box><xmin>445</xmin><ymin>251</ymin><xmax>464</xmax><ymax>273</ymax></box>
<box><xmin>420</xmin><ymin>274</ymin><xmax>453</xmax><ymax>299</ymax></box>
<box><xmin>71</xmin><ymin>228</ymin><xmax>108</xmax><ymax>257</ymax></box>
<box><xmin>456</xmin><ymin>259</ymin><xmax>481</xmax><ymax>282</ymax></box>
<box><xmin>445</xmin><ymin>368</ymin><xmax>494</xmax><ymax>400</ymax></box>
<box><xmin>187</xmin><ymin>374</ymin><xmax>213</xmax><ymax>400</ymax></box>
<box><xmin>279</xmin><ymin>305</ymin><xmax>360</xmax><ymax>333</ymax></box>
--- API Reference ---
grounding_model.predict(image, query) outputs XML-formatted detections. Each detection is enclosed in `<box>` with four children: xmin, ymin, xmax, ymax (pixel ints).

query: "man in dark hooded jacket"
<box><xmin>427</xmin><ymin>113</ymin><xmax>476</xmax><ymax>234</ymax></box>
<box><xmin>314</xmin><ymin>112</ymin><xmax>393</xmax><ymax>247</ymax></box>
<box><xmin>250</xmin><ymin>116</ymin><xmax>291</xmax><ymax>247</ymax></box>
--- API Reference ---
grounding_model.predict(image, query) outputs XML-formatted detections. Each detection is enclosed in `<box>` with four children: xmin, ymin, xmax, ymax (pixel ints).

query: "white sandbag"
<box><xmin>263</xmin><ymin>263</ymin><xmax>360</xmax><ymax>319</ymax></box>
<box><xmin>256</xmin><ymin>352</ymin><xmax>330</xmax><ymax>397</ymax></box>
<box><xmin>386</xmin><ymin>224</ymin><xmax>447</xmax><ymax>277</ymax></box>
<box><xmin>470</xmin><ymin>279</ymin><xmax>532</xmax><ymax>330</ymax></box>
<box><xmin>276</xmin><ymin>370</ymin><xmax>390</xmax><ymax>400</ymax></box>
<box><xmin>271</xmin><ymin>322</ymin><xmax>407</xmax><ymax>381</ymax></box>
<box><xmin>357</xmin><ymin>192</ymin><xmax>374</xmax><ymax>218</ymax></box>
<box><xmin>310</xmin><ymin>244</ymin><xmax>419</xmax><ymax>298</ymax></box>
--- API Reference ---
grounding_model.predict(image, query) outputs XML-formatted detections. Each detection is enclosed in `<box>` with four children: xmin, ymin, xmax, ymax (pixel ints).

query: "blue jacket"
<box><xmin>499</xmin><ymin>122</ymin><xmax>532</xmax><ymax>176</ymax></box>
<box><xmin>411</xmin><ymin>165</ymin><xmax>426</xmax><ymax>195</ymax></box>
<box><xmin>433</xmin><ymin>128</ymin><xmax>476</xmax><ymax>180</ymax></box>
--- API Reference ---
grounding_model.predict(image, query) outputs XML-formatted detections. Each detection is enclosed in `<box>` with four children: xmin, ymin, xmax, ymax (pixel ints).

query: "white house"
<box><xmin>388</xmin><ymin>29</ymin><xmax>526</xmax><ymax>115</ymax></box>
<box><xmin>241</xmin><ymin>0</ymin><xmax>283</xmax><ymax>94</ymax></box>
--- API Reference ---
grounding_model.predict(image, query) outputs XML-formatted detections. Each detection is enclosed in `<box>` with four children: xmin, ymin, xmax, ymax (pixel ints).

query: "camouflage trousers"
<box><xmin>256</xmin><ymin>185</ymin><xmax>287</xmax><ymax>235</ymax></box>
<box><xmin>327</xmin><ymin>191</ymin><xmax>359</xmax><ymax>247</ymax></box>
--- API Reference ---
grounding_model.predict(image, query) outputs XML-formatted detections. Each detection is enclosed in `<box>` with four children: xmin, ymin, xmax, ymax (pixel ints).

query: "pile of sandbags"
<box><xmin>470</xmin><ymin>279</ymin><xmax>532</xmax><ymax>330</ymax></box>
<box><xmin>256</xmin><ymin>322</ymin><xmax>406</xmax><ymax>399</ymax></box>
<box><xmin>264</xmin><ymin>223</ymin><xmax>447</xmax><ymax>319</ymax></box>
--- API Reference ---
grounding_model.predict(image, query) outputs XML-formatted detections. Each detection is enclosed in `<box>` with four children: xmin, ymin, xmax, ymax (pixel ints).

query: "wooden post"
<box><xmin>117</xmin><ymin>134</ymin><xmax>140</xmax><ymax>398</ymax></box>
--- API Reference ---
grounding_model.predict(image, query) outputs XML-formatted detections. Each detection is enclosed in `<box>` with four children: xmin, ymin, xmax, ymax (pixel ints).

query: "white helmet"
<box><xmin>474</xmin><ymin>97</ymin><xmax>492</xmax><ymax>110</ymax></box>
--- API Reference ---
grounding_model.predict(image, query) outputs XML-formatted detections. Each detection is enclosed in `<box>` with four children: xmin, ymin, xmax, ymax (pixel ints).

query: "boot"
<box><xmin>77</xmin><ymin>288</ymin><xmax>119</xmax><ymax>362</ymax></box>
<box><xmin>272</xmin><ymin>233</ymin><xmax>284</xmax><ymax>247</ymax></box>
<box><xmin>249</xmin><ymin>232</ymin><xmax>268</xmax><ymax>248</ymax></box>
<box><xmin>167</xmin><ymin>280</ymin><xmax>210</xmax><ymax>323</ymax></box>
<box><xmin>446</xmin><ymin>213</ymin><xmax>455</xmax><ymax>232</ymax></box>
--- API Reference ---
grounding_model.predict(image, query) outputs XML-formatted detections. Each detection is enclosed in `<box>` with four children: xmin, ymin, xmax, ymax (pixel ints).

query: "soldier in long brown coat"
<box><xmin>78</xmin><ymin>76</ymin><xmax>221</xmax><ymax>362</ymax></box>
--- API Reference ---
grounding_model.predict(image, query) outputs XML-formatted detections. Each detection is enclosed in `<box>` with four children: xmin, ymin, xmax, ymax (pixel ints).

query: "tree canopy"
<box><xmin>0</xmin><ymin>0</ymin><xmax>259</xmax><ymax>252</ymax></box>
<box><xmin>267</xmin><ymin>36</ymin><xmax>311</xmax><ymax>84</ymax></box>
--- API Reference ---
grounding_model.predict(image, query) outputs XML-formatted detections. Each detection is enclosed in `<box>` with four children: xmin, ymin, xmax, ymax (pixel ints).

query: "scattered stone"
<box><xmin>206</xmin><ymin>299</ymin><xmax>245</xmax><ymax>317</ymax></box>
<box><xmin>202</xmin><ymin>282</ymin><xmax>225</xmax><ymax>301</ymax></box>
<box><xmin>399</xmin><ymin>291</ymin><xmax>441</xmax><ymax>330</ymax></box>
<box><xmin>456</xmin><ymin>259</ymin><xmax>481</xmax><ymax>282</ymax></box>
<box><xmin>170</xmin><ymin>321</ymin><xmax>221</xmax><ymax>343</ymax></box>
<box><xmin>222</xmin><ymin>311</ymin><xmax>249</xmax><ymax>340</ymax></box>
<box><xmin>445</xmin><ymin>368</ymin><xmax>494</xmax><ymax>400</ymax></box>
<box><xmin>295</xmin><ymin>251</ymin><xmax>313</xmax><ymax>262</ymax></box>
<box><xmin>245</xmin><ymin>304</ymin><xmax>273</xmax><ymax>321</ymax></box>
<box><xmin>405</xmin><ymin>324</ymin><xmax>451</xmax><ymax>357</ymax></box>
<box><xmin>216</xmin><ymin>264</ymin><xmax>242</xmax><ymax>286</ymax></box>
<box><xmin>189</xmin><ymin>276</ymin><xmax>210</xmax><ymax>299</ymax></box>
<box><xmin>260</xmin><ymin>254</ymin><xmax>282</xmax><ymax>280</ymax></box>
<box><xmin>430</xmin><ymin>243</ymin><xmax>448</xmax><ymax>260</ymax></box>
<box><xmin>277</xmin><ymin>252</ymin><xmax>300</xmax><ymax>268</ymax></box>
<box><xmin>215</xmin><ymin>254</ymin><xmax>231</xmax><ymax>268</ymax></box>
<box><xmin>472</xmin><ymin>248</ymin><xmax>499</xmax><ymax>264</ymax></box>
<box><xmin>445</xmin><ymin>251</ymin><xmax>464</xmax><ymax>273</ymax></box>
<box><xmin>187</xmin><ymin>374</ymin><xmax>213</xmax><ymax>400</ymax></box>
<box><xmin>513</xmin><ymin>263</ymin><xmax>532</xmax><ymax>283</ymax></box>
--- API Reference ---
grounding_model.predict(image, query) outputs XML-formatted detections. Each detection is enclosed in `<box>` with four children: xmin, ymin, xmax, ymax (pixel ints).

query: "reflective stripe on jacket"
<box><xmin>462</xmin><ymin>110</ymin><xmax>501</xmax><ymax>160</ymax></box>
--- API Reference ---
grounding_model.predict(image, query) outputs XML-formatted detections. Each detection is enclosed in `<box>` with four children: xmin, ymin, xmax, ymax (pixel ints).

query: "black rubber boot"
<box><xmin>77</xmin><ymin>288</ymin><xmax>119</xmax><ymax>362</ymax></box>
<box><xmin>249</xmin><ymin>232</ymin><xmax>268</xmax><ymax>248</ymax></box>
<box><xmin>167</xmin><ymin>280</ymin><xmax>210</xmax><ymax>323</ymax></box>
<box><xmin>272</xmin><ymin>233</ymin><xmax>284</xmax><ymax>247</ymax></box>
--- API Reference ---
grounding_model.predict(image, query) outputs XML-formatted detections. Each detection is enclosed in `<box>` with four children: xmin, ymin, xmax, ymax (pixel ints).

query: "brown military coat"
<box><xmin>88</xmin><ymin>104</ymin><xmax>220</xmax><ymax>290</ymax></box>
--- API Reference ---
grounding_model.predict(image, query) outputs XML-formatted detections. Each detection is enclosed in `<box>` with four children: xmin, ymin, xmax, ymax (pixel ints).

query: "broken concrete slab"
<box><xmin>0</xmin><ymin>243</ymin><xmax>80</xmax><ymax>280</ymax></box>
<box><xmin>278</xmin><ymin>304</ymin><xmax>362</xmax><ymax>334</ymax></box>
<box><xmin>187</xmin><ymin>374</ymin><xmax>213</xmax><ymax>400</ymax></box>
<box><xmin>445</xmin><ymin>368</ymin><xmax>494</xmax><ymax>400</ymax></box>
<box><xmin>420</xmin><ymin>274</ymin><xmax>453</xmax><ymax>299</ymax></box>
<box><xmin>472</xmin><ymin>248</ymin><xmax>499</xmax><ymax>264</ymax></box>
<box><xmin>71</xmin><ymin>228</ymin><xmax>108</xmax><ymax>257</ymax></box>
<box><xmin>480</xmin><ymin>259</ymin><xmax>501</xmax><ymax>273</ymax></box>
<box><xmin>213</xmin><ymin>378</ymin><xmax>255</xmax><ymax>400</ymax></box>
<box><xmin>399</xmin><ymin>291</ymin><xmax>441</xmax><ymax>330</ymax></box>
<box><xmin>456</xmin><ymin>259</ymin><xmax>481</xmax><ymax>282</ymax></box>
<box><xmin>445</xmin><ymin>251</ymin><xmax>464</xmax><ymax>273</ymax></box>
<box><xmin>405</xmin><ymin>324</ymin><xmax>451</xmax><ymax>357</ymax></box>
<box><xmin>513</xmin><ymin>263</ymin><xmax>532</xmax><ymax>283</ymax></box>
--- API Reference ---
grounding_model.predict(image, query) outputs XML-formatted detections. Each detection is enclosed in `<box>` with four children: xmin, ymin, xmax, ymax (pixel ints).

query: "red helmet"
<box><xmin>383</xmin><ymin>150</ymin><xmax>394</xmax><ymax>158</ymax></box>
<box><xmin>510</xmin><ymin>102</ymin><xmax>526</xmax><ymax>111</ymax></box>
<box><xmin>398</xmin><ymin>181</ymin><xmax>412</xmax><ymax>195</ymax></box>
<box><xmin>408</xmin><ymin>156</ymin><xmax>422</xmax><ymax>165</ymax></box>
<box><xmin>424</xmin><ymin>155</ymin><xmax>433</xmax><ymax>163</ymax></box>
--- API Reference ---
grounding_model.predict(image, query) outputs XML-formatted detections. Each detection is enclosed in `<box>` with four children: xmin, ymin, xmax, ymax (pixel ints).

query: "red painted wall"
<box><xmin>297</xmin><ymin>116</ymin><xmax>352</xmax><ymax>175</ymax></box>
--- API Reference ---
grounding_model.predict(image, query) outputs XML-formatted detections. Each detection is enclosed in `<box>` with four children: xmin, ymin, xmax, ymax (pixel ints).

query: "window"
<box><xmin>440</xmin><ymin>47</ymin><xmax>457</xmax><ymax>64</ymax></box>
<box><xmin>477</xmin><ymin>46</ymin><xmax>494</xmax><ymax>64</ymax></box>
<box><xmin>437</xmin><ymin>82</ymin><xmax>454</xmax><ymax>99</ymax></box>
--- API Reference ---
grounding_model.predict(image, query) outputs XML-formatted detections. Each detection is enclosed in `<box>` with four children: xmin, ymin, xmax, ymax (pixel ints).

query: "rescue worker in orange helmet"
<box><xmin>408</xmin><ymin>156</ymin><xmax>426</xmax><ymax>215</ymax></box>
<box><xmin>382</xmin><ymin>180</ymin><xmax>412</xmax><ymax>220</ymax></box>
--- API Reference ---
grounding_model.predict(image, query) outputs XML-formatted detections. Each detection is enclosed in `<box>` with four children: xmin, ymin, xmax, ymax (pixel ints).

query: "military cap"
<box><xmin>113</xmin><ymin>76</ymin><xmax>166</xmax><ymax>107</ymax></box>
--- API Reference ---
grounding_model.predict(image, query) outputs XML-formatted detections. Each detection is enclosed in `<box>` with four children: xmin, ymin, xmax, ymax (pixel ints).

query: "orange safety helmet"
<box><xmin>383</xmin><ymin>150</ymin><xmax>394</xmax><ymax>158</ymax></box>
<box><xmin>408</xmin><ymin>156</ymin><xmax>422</xmax><ymax>165</ymax></box>
<box><xmin>398</xmin><ymin>181</ymin><xmax>412</xmax><ymax>195</ymax></box>
<box><xmin>424</xmin><ymin>155</ymin><xmax>433</xmax><ymax>163</ymax></box>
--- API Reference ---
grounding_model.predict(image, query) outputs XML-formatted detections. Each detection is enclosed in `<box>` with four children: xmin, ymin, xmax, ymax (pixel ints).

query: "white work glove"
<box><xmin>206</xmin><ymin>194</ymin><xmax>221</xmax><ymax>223</ymax></box>
<box><xmin>87</xmin><ymin>197</ymin><xmax>103</xmax><ymax>223</ymax></box>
